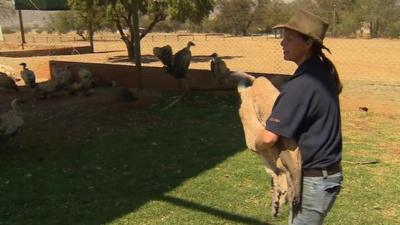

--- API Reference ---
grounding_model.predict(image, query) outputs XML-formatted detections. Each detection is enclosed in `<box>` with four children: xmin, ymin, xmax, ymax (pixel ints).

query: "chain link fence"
<box><xmin>1</xmin><ymin>31</ymin><xmax>400</xmax><ymax>113</ymax></box>
<box><xmin>3</xmin><ymin>32</ymin><xmax>399</xmax><ymax>82</ymax></box>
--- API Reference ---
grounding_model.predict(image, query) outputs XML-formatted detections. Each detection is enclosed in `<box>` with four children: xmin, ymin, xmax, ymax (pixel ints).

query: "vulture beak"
<box><xmin>237</xmin><ymin>78</ymin><xmax>253</xmax><ymax>93</ymax></box>
<box><xmin>234</xmin><ymin>71</ymin><xmax>256</xmax><ymax>94</ymax></box>
<box><xmin>209</xmin><ymin>53</ymin><xmax>217</xmax><ymax>57</ymax></box>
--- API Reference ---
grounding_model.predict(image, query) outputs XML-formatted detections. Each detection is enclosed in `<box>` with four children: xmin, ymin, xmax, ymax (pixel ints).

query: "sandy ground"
<box><xmin>1</xmin><ymin>33</ymin><xmax>400</xmax><ymax>116</ymax></box>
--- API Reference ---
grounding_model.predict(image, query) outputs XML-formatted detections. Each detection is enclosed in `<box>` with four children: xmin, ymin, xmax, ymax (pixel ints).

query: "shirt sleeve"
<box><xmin>265</xmin><ymin>82</ymin><xmax>309</xmax><ymax>139</ymax></box>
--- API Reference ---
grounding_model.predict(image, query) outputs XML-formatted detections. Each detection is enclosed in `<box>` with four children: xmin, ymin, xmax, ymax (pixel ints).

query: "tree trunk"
<box><xmin>88</xmin><ymin>19</ymin><xmax>94</xmax><ymax>53</ymax></box>
<box><xmin>122</xmin><ymin>38</ymin><xmax>135</xmax><ymax>60</ymax></box>
<box><xmin>132</xmin><ymin>1</ymin><xmax>141</xmax><ymax>67</ymax></box>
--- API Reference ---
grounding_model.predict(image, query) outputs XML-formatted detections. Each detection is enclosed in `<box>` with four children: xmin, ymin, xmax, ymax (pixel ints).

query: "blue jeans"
<box><xmin>289</xmin><ymin>172</ymin><xmax>343</xmax><ymax>225</ymax></box>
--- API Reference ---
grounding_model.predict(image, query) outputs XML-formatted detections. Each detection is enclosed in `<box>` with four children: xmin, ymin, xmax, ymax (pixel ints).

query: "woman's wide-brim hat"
<box><xmin>273</xmin><ymin>9</ymin><xmax>330</xmax><ymax>50</ymax></box>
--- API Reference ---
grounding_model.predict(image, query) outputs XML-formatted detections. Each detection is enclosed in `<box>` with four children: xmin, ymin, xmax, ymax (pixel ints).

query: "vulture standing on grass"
<box><xmin>0</xmin><ymin>72</ymin><xmax>19</xmax><ymax>92</ymax></box>
<box><xmin>69</xmin><ymin>65</ymin><xmax>96</xmax><ymax>96</ymax></box>
<box><xmin>153</xmin><ymin>41</ymin><xmax>196</xmax><ymax>91</ymax></box>
<box><xmin>35</xmin><ymin>79</ymin><xmax>58</xmax><ymax>99</ymax></box>
<box><xmin>51</xmin><ymin>63</ymin><xmax>72</xmax><ymax>90</ymax></box>
<box><xmin>19</xmin><ymin>62</ymin><xmax>37</xmax><ymax>88</ymax></box>
<box><xmin>0</xmin><ymin>99</ymin><xmax>23</xmax><ymax>141</ymax></box>
<box><xmin>236</xmin><ymin>73</ymin><xmax>302</xmax><ymax>217</ymax></box>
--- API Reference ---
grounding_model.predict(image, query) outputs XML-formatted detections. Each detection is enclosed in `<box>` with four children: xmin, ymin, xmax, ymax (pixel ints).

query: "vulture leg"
<box><xmin>163</xmin><ymin>78</ymin><xmax>190</xmax><ymax>110</ymax></box>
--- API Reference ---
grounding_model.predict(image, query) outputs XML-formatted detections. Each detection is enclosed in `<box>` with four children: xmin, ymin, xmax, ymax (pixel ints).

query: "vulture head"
<box><xmin>187</xmin><ymin>41</ymin><xmax>195</xmax><ymax>48</ymax></box>
<box><xmin>19</xmin><ymin>63</ymin><xmax>27</xmax><ymax>68</ymax></box>
<box><xmin>230</xmin><ymin>71</ymin><xmax>256</xmax><ymax>91</ymax></box>
<box><xmin>209</xmin><ymin>52</ymin><xmax>218</xmax><ymax>58</ymax></box>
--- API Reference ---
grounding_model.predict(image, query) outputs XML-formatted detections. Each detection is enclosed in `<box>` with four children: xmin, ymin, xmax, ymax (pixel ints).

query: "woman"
<box><xmin>255</xmin><ymin>9</ymin><xmax>343</xmax><ymax>225</ymax></box>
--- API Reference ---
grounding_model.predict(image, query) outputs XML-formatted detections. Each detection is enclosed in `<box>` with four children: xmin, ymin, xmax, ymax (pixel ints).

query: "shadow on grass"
<box><xmin>157</xmin><ymin>195</ymin><xmax>272</xmax><ymax>225</ymax></box>
<box><xmin>0</xmin><ymin>94</ymin><xmax>269</xmax><ymax>225</ymax></box>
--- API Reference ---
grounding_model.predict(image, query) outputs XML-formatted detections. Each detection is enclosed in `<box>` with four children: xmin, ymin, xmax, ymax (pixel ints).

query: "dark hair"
<box><xmin>299</xmin><ymin>33</ymin><xmax>343</xmax><ymax>94</ymax></box>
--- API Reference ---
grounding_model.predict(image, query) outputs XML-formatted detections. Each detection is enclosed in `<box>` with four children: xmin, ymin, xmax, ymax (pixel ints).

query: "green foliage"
<box><xmin>49</xmin><ymin>2</ymin><xmax>113</xmax><ymax>38</ymax></box>
<box><xmin>213</xmin><ymin>0</ymin><xmax>257</xmax><ymax>36</ymax></box>
<box><xmin>385</xmin><ymin>20</ymin><xmax>400</xmax><ymax>38</ymax></box>
<box><xmin>49</xmin><ymin>11</ymin><xmax>77</xmax><ymax>34</ymax></box>
<box><xmin>0</xmin><ymin>0</ymin><xmax>16</xmax><ymax>19</ymax></box>
<box><xmin>288</xmin><ymin>0</ymin><xmax>400</xmax><ymax>38</ymax></box>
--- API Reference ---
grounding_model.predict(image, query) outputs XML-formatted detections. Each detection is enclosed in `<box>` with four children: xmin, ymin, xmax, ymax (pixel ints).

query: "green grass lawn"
<box><xmin>1</xmin><ymin>92</ymin><xmax>399</xmax><ymax>225</ymax></box>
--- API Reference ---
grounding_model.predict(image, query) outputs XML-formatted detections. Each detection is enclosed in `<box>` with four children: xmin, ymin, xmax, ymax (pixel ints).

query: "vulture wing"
<box><xmin>172</xmin><ymin>48</ymin><xmax>191</xmax><ymax>79</ymax></box>
<box><xmin>210</xmin><ymin>60</ymin><xmax>216</xmax><ymax>79</ymax></box>
<box><xmin>153</xmin><ymin>45</ymin><xmax>173</xmax><ymax>69</ymax></box>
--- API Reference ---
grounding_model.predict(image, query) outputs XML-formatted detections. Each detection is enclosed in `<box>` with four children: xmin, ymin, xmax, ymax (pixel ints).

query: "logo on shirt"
<box><xmin>269</xmin><ymin>117</ymin><xmax>281</xmax><ymax>123</ymax></box>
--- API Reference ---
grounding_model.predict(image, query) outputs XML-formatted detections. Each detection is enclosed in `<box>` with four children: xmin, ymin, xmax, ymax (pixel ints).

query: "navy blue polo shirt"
<box><xmin>265</xmin><ymin>56</ymin><xmax>342</xmax><ymax>169</ymax></box>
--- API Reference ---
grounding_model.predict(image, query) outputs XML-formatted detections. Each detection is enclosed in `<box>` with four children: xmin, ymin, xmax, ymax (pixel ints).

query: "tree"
<box><xmin>50</xmin><ymin>8</ymin><xmax>112</xmax><ymax>39</ymax></box>
<box><xmin>49</xmin><ymin>11</ymin><xmax>76</xmax><ymax>34</ymax></box>
<box><xmin>92</xmin><ymin>0</ymin><xmax>214</xmax><ymax>60</ymax></box>
<box><xmin>213</xmin><ymin>0</ymin><xmax>259</xmax><ymax>36</ymax></box>
<box><xmin>252</xmin><ymin>0</ymin><xmax>291</xmax><ymax>34</ymax></box>
<box><xmin>289</xmin><ymin>0</ymin><xmax>400</xmax><ymax>38</ymax></box>
<box><xmin>0</xmin><ymin>0</ymin><xmax>15</xmax><ymax>20</ymax></box>
<box><xmin>68</xmin><ymin>0</ymin><xmax>112</xmax><ymax>52</ymax></box>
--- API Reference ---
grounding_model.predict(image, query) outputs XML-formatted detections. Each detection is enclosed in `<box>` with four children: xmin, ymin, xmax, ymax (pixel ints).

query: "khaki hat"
<box><xmin>273</xmin><ymin>9</ymin><xmax>329</xmax><ymax>49</ymax></box>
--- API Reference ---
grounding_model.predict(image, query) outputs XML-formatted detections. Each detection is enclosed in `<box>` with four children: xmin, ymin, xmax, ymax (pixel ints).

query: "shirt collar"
<box><xmin>291</xmin><ymin>55</ymin><xmax>321</xmax><ymax>80</ymax></box>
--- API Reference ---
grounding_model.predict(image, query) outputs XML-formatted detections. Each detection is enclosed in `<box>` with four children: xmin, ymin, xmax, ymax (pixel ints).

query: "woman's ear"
<box><xmin>306</xmin><ymin>39</ymin><xmax>313</xmax><ymax>47</ymax></box>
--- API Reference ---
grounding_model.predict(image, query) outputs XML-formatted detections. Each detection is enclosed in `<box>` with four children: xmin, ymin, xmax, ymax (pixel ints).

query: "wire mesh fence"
<box><xmin>1</xmin><ymin>32</ymin><xmax>400</xmax><ymax>84</ymax></box>
<box><xmin>1</xmin><ymin>31</ymin><xmax>400</xmax><ymax>114</ymax></box>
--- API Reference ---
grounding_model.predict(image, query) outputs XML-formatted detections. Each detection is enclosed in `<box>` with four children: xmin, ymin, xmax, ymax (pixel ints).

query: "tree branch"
<box><xmin>139</xmin><ymin>12</ymin><xmax>166</xmax><ymax>40</ymax></box>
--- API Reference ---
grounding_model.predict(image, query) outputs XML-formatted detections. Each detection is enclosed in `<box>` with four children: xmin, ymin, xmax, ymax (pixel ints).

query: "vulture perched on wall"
<box><xmin>19</xmin><ymin>63</ymin><xmax>37</xmax><ymax>88</ymax></box>
<box><xmin>0</xmin><ymin>72</ymin><xmax>19</xmax><ymax>92</ymax></box>
<box><xmin>153</xmin><ymin>45</ymin><xmax>173</xmax><ymax>72</ymax></box>
<box><xmin>153</xmin><ymin>41</ymin><xmax>196</xmax><ymax>91</ymax></box>
<box><xmin>236</xmin><ymin>73</ymin><xmax>302</xmax><ymax>217</ymax></box>
<box><xmin>209</xmin><ymin>53</ymin><xmax>260</xmax><ymax>88</ymax></box>
<box><xmin>0</xmin><ymin>99</ymin><xmax>23</xmax><ymax>142</ymax></box>
<box><xmin>210</xmin><ymin>52</ymin><xmax>231</xmax><ymax>83</ymax></box>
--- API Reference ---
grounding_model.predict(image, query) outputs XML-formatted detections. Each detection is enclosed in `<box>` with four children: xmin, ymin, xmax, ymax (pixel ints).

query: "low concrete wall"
<box><xmin>0</xmin><ymin>46</ymin><xmax>92</xmax><ymax>57</ymax></box>
<box><xmin>49</xmin><ymin>60</ymin><xmax>291</xmax><ymax>91</ymax></box>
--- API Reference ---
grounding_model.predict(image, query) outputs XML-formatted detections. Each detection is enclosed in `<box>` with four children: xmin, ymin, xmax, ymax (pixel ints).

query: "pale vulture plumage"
<box><xmin>236</xmin><ymin>73</ymin><xmax>302</xmax><ymax>217</ymax></box>
<box><xmin>69</xmin><ymin>65</ymin><xmax>96</xmax><ymax>95</ymax></box>
<box><xmin>0</xmin><ymin>99</ymin><xmax>23</xmax><ymax>141</ymax></box>
<box><xmin>51</xmin><ymin>64</ymin><xmax>72</xmax><ymax>89</ymax></box>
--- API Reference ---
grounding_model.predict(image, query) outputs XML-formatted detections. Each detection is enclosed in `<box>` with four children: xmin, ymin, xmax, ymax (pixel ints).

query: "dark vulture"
<box><xmin>153</xmin><ymin>41</ymin><xmax>196</xmax><ymax>91</ymax></box>
<box><xmin>209</xmin><ymin>52</ymin><xmax>231</xmax><ymax>84</ymax></box>
<box><xmin>0</xmin><ymin>72</ymin><xmax>19</xmax><ymax>92</ymax></box>
<box><xmin>19</xmin><ymin>62</ymin><xmax>37</xmax><ymax>88</ymax></box>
